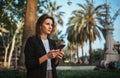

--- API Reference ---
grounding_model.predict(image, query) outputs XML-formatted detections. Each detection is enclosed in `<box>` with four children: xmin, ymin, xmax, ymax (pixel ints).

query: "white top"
<box><xmin>42</xmin><ymin>39</ymin><xmax>52</xmax><ymax>70</ymax></box>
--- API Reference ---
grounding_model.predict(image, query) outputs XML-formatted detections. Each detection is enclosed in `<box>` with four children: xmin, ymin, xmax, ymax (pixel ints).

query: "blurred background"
<box><xmin>0</xmin><ymin>1</ymin><xmax>120</xmax><ymax>78</ymax></box>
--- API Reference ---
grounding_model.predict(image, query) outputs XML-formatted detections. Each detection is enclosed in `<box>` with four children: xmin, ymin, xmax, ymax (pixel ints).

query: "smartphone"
<box><xmin>57</xmin><ymin>44</ymin><xmax>65</xmax><ymax>49</ymax></box>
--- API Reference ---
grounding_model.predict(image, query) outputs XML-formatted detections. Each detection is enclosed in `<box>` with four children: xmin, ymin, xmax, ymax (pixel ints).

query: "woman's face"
<box><xmin>40</xmin><ymin>18</ymin><xmax>53</xmax><ymax>35</ymax></box>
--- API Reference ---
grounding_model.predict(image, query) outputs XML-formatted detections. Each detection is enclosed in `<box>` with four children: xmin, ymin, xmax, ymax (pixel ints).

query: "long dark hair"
<box><xmin>35</xmin><ymin>14</ymin><xmax>55</xmax><ymax>37</ymax></box>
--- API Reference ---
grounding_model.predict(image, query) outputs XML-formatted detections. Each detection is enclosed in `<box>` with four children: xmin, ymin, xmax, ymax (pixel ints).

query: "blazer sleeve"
<box><xmin>24</xmin><ymin>37</ymin><xmax>40</xmax><ymax>70</ymax></box>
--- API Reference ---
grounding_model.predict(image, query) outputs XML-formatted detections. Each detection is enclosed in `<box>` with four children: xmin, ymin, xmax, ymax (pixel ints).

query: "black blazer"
<box><xmin>24</xmin><ymin>36</ymin><xmax>58</xmax><ymax>78</ymax></box>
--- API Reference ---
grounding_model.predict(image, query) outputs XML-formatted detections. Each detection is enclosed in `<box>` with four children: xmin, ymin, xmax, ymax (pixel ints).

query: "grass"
<box><xmin>0</xmin><ymin>70</ymin><xmax>120</xmax><ymax>78</ymax></box>
<box><xmin>0</xmin><ymin>70</ymin><xmax>26</xmax><ymax>78</ymax></box>
<box><xmin>57</xmin><ymin>70</ymin><xmax>120</xmax><ymax>78</ymax></box>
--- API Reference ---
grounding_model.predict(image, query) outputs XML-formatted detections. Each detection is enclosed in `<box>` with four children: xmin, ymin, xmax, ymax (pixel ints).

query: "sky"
<box><xmin>51</xmin><ymin>0</ymin><xmax>120</xmax><ymax>56</ymax></box>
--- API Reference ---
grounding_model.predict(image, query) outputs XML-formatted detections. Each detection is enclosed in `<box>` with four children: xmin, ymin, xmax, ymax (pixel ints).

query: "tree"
<box><xmin>7</xmin><ymin>21</ymin><xmax>23</xmax><ymax>68</ymax></box>
<box><xmin>67</xmin><ymin>0</ymin><xmax>105</xmax><ymax>64</ymax></box>
<box><xmin>67</xmin><ymin>25</ymin><xmax>85</xmax><ymax>63</ymax></box>
<box><xmin>0</xmin><ymin>0</ymin><xmax>25</xmax><ymax>68</ymax></box>
<box><xmin>92</xmin><ymin>48</ymin><xmax>103</xmax><ymax>64</ymax></box>
<box><xmin>18</xmin><ymin>0</ymin><xmax>38</xmax><ymax>69</ymax></box>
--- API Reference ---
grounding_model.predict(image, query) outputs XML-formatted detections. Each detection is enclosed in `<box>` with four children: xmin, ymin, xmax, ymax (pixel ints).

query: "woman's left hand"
<box><xmin>56</xmin><ymin>50</ymin><xmax>64</xmax><ymax>61</ymax></box>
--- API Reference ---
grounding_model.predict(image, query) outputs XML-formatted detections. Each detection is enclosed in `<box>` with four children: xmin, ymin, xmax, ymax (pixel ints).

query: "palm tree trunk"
<box><xmin>89</xmin><ymin>40</ymin><xmax>92</xmax><ymax>64</ymax></box>
<box><xmin>18</xmin><ymin>0</ymin><xmax>38</xmax><ymax>70</ymax></box>
<box><xmin>81</xmin><ymin>46</ymin><xmax>84</xmax><ymax>64</ymax></box>
<box><xmin>76</xmin><ymin>44</ymin><xmax>79</xmax><ymax>63</ymax></box>
<box><xmin>70</xmin><ymin>50</ymin><xmax>73</xmax><ymax>62</ymax></box>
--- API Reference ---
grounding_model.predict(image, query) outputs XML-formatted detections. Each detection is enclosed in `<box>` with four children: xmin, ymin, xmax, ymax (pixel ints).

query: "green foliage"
<box><xmin>0</xmin><ymin>0</ymin><xmax>25</xmax><ymax>47</ymax></box>
<box><xmin>114</xmin><ymin>43</ymin><xmax>120</xmax><ymax>54</ymax></box>
<box><xmin>117</xmin><ymin>49</ymin><xmax>120</xmax><ymax>54</ymax></box>
<box><xmin>0</xmin><ymin>0</ymin><xmax>25</xmax><ymax>34</ymax></box>
<box><xmin>92</xmin><ymin>48</ymin><xmax>103</xmax><ymax>63</ymax></box>
<box><xmin>0</xmin><ymin>0</ymin><xmax>26</xmax><ymax>23</ymax></box>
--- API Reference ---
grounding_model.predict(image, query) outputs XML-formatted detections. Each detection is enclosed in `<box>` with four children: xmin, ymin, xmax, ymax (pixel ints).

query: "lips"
<box><xmin>48</xmin><ymin>29</ymin><xmax>51</xmax><ymax>31</ymax></box>
<box><xmin>47</xmin><ymin>30</ymin><xmax>51</xmax><ymax>33</ymax></box>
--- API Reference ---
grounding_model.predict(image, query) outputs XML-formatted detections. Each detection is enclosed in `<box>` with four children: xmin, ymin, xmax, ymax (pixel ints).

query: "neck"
<box><xmin>40</xmin><ymin>34</ymin><xmax>47</xmax><ymax>40</ymax></box>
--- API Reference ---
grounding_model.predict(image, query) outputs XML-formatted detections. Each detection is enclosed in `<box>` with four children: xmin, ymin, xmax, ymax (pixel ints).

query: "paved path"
<box><xmin>57</xmin><ymin>66</ymin><xmax>96</xmax><ymax>70</ymax></box>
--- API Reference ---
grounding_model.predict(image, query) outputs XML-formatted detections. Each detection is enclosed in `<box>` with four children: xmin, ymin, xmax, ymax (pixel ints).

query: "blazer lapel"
<box><xmin>36</xmin><ymin>36</ymin><xmax>46</xmax><ymax>53</ymax></box>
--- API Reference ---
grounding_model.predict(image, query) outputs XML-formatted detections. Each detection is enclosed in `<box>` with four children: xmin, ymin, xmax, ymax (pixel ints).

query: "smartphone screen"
<box><xmin>58</xmin><ymin>44</ymin><xmax>65</xmax><ymax>49</ymax></box>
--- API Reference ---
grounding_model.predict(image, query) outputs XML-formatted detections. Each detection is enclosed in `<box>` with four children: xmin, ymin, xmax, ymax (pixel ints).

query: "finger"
<box><xmin>57</xmin><ymin>55</ymin><xmax>62</xmax><ymax>60</ymax></box>
<box><xmin>60</xmin><ymin>52</ymin><xmax>64</xmax><ymax>55</ymax></box>
<box><xmin>57</xmin><ymin>54</ymin><xmax>63</xmax><ymax>58</ymax></box>
<box><xmin>58</xmin><ymin>52</ymin><xmax>64</xmax><ymax>56</ymax></box>
<box><xmin>58</xmin><ymin>53</ymin><xmax>63</xmax><ymax>56</ymax></box>
<box><xmin>53</xmin><ymin>53</ymin><xmax>57</xmax><ymax>58</ymax></box>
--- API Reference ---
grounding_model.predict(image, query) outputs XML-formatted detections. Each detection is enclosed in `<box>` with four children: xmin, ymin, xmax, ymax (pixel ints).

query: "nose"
<box><xmin>49</xmin><ymin>24</ymin><xmax>53</xmax><ymax>29</ymax></box>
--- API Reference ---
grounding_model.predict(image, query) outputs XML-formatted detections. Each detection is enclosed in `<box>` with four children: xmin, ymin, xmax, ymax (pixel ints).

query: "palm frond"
<box><xmin>72</xmin><ymin>10</ymin><xmax>85</xmax><ymax>15</ymax></box>
<box><xmin>77</xmin><ymin>3</ymin><xmax>86</xmax><ymax>11</ymax></box>
<box><xmin>58</xmin><ymin>12</ymin><xmax>65</xmax><ymax>16</ymax></box>
<box><xmin>68</xmin><ymin>16</ymin><xmax>81</xmax><ymax>25</ymax></box>
<box><xmin>57</xmin><ymin>5</ymin><xmax>62</xmax><ymax>10</ymax></box>
<box><xmin>95</xmin><ymin>5</ymin><xmax>104</xmax><ymax>11</ymax></box>
<box><xmin>85</xmin><ymin>0</ymin><xmax>91</xmax><ymax>5</ymax></box>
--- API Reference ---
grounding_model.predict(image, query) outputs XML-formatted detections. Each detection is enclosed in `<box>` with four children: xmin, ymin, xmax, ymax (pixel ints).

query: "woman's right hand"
<box><xmin>39</xmin><ymin>50</ymin><xmax>57</xmax><ymax>64</ymax></box>
<box><xmin>47</xmin><ymin>50</ymin><xmax>57</xmax><ymax>59</ymax></box>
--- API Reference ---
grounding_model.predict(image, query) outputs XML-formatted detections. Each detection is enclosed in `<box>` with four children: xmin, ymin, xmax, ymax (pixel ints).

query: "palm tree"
<box><xmin>67</xmin><ymin>25</ymin><xmax>82</xmax><ymax>63</ymax></box>
<box><xmin>67</xmin><ymin>0</ymin><xmax>105</xmax><ymax>64</ymax></box>
<box><xmin>42</xmin><ymin>0</ymin><xmax>64</xmax><ymax>26</ymax></box>
<box><xmin>18</xmin><ymin>0</ymin><xmax>38</xmax><ymax>70</ymax></box>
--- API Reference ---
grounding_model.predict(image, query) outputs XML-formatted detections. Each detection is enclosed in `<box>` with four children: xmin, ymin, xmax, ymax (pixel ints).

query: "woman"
<box><xmin>24</xmin><ymin>14</ymin><xmax>64</xmax><ymax>78</ymax></box>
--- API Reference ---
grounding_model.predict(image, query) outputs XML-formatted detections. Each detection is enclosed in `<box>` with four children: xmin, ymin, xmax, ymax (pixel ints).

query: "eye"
<box><xmin>46</xmin><ymin>22</ymin><xmax>50</xmax><ymax>25</ymax></box>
